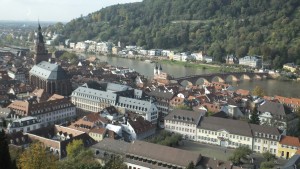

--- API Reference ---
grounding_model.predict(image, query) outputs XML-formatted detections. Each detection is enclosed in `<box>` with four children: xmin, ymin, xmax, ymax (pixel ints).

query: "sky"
<box><xmin>0</xmin><ymin>0</ymin><xmax>142</xmax><ymax>22</ymax></box>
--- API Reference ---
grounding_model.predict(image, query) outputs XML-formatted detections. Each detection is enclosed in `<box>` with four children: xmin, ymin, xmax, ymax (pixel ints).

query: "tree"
<box><xmin>0</xmin><ymin>129</ymin><xmax>12</xmax><ymax>169</ymax></box>
<box><xmin>18</xmin><ymin>142</ymin><xmax>57</xmax><ymax>169</ymax></box>
<box><xmin>186</xmin><ymin>161</ymin><xmax>195</xmax><ymax>169</ymax></box>
<box><xmin>229</xmin><ymin>146</ymin><xmax>252</xmax><ymax>165</ymax></box>
<box><xmin>103</xmin><ymin>155</ymin><xmax>127</xmax><ymax>169</ymax></box>
<box><xmin>260</xmin><ymin>161</ymin><xmax>275</xmax><ymax>169</ymax></box>
<box><xmin>262</xmin><ymin>151</ymin><xmax>275</xmax><ymax>162</ymax></box>
<box><xmin>58</xmin><ymin>140</ymin><xmax>102</xmax><ymax>169</ymax></box>
<box><xmin>249</xmin><ymin>107</ymin><xmax>260</xmax><ymax>124</ymax></box>
<box><xmin>66</xmin><ymin>139</ymin><xmax>84</xmax><ymax>158</ymax></box>
<box><xmin>252</xmin><ymin>85</ymin><xmax>265</xmax><ymax>97</ymax></box>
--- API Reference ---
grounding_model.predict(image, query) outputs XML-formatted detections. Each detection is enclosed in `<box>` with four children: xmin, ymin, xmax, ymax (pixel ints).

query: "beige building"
<box><xmin>89</xmin><ymin>128</ymin><xmax>107</xmax><ymax>142</ymax></box>
<box><xmin>197</xmin><ymin>117</ymin><xmax>253</xmax><ymax>149</ymax></box>
<box><xmin>164</xmin><ymin>109</ymin><xmax>205</xmax><ymax>141</ymax></box>
<box><xmin>165</xmin><ymin>111</ymin><xmax>281</xmax><ymax>155</ymax></box>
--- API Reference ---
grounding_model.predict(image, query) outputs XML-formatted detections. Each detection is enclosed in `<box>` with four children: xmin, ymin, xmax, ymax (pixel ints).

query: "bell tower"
<box><xmin>34</xmin><ymin>23</ymin><xmax>48</xmax><ymax>64</ymax></box>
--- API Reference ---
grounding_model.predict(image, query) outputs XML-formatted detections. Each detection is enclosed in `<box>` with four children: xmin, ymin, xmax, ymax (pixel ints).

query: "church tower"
<box><xmin>34</xmin><ymin>23</ymin><xmax>49</xmax><ymax>64</ymax></box>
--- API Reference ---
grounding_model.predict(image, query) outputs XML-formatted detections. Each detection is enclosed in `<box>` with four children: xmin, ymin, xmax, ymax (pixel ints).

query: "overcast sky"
<box><xmin>0</xmin><ymin>0</ymin><xmax>142</xmax><ymax>22</ymax></box>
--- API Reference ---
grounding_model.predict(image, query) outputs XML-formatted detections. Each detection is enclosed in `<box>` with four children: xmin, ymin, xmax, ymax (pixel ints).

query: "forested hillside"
<box><xmin>60</xmin><ymin>0</ymin><xmax>300</xmax><ymax>67</ymax></box>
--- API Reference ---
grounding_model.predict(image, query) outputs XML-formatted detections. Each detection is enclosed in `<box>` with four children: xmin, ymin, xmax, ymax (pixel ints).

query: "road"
<box><xmin>178</xmin><ymin>140</ymin><xmax>288</xmax><ymax>167</ymax></box>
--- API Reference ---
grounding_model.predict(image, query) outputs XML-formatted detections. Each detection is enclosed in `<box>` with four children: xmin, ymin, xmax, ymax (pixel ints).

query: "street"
<box><xmin>178</xmin><ymin>140</ymin><xmax>288</xmax><ymax>167</ymax></box>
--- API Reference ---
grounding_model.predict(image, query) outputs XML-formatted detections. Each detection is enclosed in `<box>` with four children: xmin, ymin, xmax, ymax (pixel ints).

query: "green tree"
<box><xmin>260</xmin><ymin>161</ymin><xmax>275</xmax><ymax>169</ymax></box>
<box><xmin>262</xmin><ymin>151</ymin><xmax>275</xmax><ymax>162</ymax></box>
<box><xmin>60</xmin><ymin>52</ymin><xmax>78</xmax><ymax>64</ymax></box>
<box><xmin>66</xmin><ymin>139</ymin><xmax>84</xmax><ymax>158</ymax></box>
<box><xmin>249</xmin><ymin>107</ymin><xmax>260</xmax><ymax>124</ymax></box>
<box><xmin>59</xmin><ymin>140</ymin><xmax>102</xmax><ymax>169</ymax></box>
<box><xmin>229</xmin><ymin>146</ymin><xmax>252</xmax><ymax>165</ymax></box>
<box><xmin>0</xmin><ymin>129</ymin><xmax>12</xmax><ymax>169</ymax></box>
<box><xmin>18</xmin><ymin>142</ymin><xmax>57</xmax><ymax>169</ymax></box>
<box><xmin>186</xmin><ymin>161</ymin><xmax>195</xmax><ymax>169</ymax></box>
<box><xmin>252</xmin><ymin>85</ymin><xmax>265</xmax><ymax>97</ymax></box>
<box><xmin>103</xmin><ymin>155</ymin><xmax>127</xmax><ymax>169</ymax></box>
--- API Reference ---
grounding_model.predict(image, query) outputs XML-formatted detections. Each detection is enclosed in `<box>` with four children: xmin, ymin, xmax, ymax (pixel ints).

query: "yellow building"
<box><xmin>283</xmin><ymin>63</ymin><xmax>298</xmax><ymax>72</ymax></box>
<box><xmin>89</xmin><ymin>128</ymin><xmax>107</xmax><ymax>142</ymax></box>
<box><xmin>277</xmin><ymin>136</ymin><xmax>300</xmax><ymax>159</ymax></box>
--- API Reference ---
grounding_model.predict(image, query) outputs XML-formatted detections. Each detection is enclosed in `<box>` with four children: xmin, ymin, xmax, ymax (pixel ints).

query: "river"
<box><xmin>94</xmin><ymin>55</ymin><xmax>300</xmax><ymax>98</ymax></box>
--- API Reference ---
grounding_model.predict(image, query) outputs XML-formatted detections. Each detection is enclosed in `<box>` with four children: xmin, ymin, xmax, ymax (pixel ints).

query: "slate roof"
<box><xmin>127</xmin><ymin>140</ymin><xmax>202</xmax><ymax>168</ymax></box>
<box><xmin>72</xmin><ymin>86</ymin><xmax>117</xmax><ymax>101</ymax></box>
<box><xmin>249</xmin><ymin>123</ymin><xmax>281</xmax><ymax>140</ymax></box>
<box><xmin>29</xmin><ymin>61</ymin><xmax>69</xmax><ymax>80</ymax></box>
<box><xmin>165</xmin><ymin>109</ymin><xmax>204</xmax><ymax>125</ymax></box>
<box><xmin>106</xmin><ymin>83</ymin><xmax>131</xmax><ymax>92</ymax></box>
<box><xmin>282</xmin><ymin>155</ymin><xmax>300</xmax><ymax>169</ymax></box>
<box><xmin>128</xmin><ymin>116</ymin><xmax>156</xmax><ymax>134</ymax></box>
<box><xmin>118</xmin><ymin>96</ymin><xmax>153</xmax><ymax>111</ymax></box>
<box><xmin>147</xmin><ymin>88</ymin><xmax>175</xmax><ymax>100</ymax></box>
<box><xmin>198</xmin><ymin>116</ymin><xmax>253</xmax><ymax>137</ymax></box>
<box><xmin>92</xmin><ymin>138</ymin><xmax>130</xmax><ymax>155</ymax></box>
<box><xmin>258</xmin><ymin>100</ymin><xmax>292</xmax><ymax>116</ymax></box>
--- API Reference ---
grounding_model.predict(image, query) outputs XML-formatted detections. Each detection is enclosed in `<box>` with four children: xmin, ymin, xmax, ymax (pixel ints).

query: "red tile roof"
<box><xmin>280</xmin><ymin>136</ymin><xmax>300</xmax><ymax>147</ymax></box>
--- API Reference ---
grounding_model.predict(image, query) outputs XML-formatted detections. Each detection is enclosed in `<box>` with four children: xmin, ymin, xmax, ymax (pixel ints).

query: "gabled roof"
<box><xmin>199</xmin><ymin>116</ymin><xmax>253</xmax><ymax>137</ymax></box>
<box><xmin>258</xmin><ymin>100</ymin><xmax>291</xmax><ymax>116</ymax></box>
<box><xmin>128</xmin><ymin>116</ymin><xmax>155</xmax><ymax>134</ymax></box>
<box><xmin>235</xmin><ymin>89</ymin><xmax>250</xmax><ymax>96</ymax></box>
<box><xmin>146</xmin><ymin>88</ymin><xmax>175</xmax><ymax>100</ymax></box>
<box><xmin>249</xmin><ymin>123</ymin><xmax>281</xmax><ymax>139</ymax></box>
<box><xmin>165</xmin><ymin>109</ymin><xmax>204</xmax><ymax>125</ymax></box>
<box><xmin>280</xmin><ymin>136</ymin><xmax>300</xmax><ymax>147</ymax></box>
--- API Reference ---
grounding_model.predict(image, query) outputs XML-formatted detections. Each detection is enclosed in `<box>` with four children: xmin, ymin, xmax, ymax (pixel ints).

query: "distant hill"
<box><xmin>59</xmin><ymin>0</ymin><xmax>300</xmax><ymax>67</ymax></box>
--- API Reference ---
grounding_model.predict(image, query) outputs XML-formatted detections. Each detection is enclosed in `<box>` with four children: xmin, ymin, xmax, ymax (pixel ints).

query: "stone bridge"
<box><xmin>173</xmin><ymin>72</ymin><xmax>269</xmax><ymax>85</ymax></box>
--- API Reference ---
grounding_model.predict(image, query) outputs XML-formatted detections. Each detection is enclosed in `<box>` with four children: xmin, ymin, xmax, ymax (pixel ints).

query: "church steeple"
<box><xmin>36</xmin><ymin>23</ymin><xmax>44</xmax><ymax>44</ymax></box>
<box><xmin>34</xmin><ymin>22</ymin><xmax>48</xmax><ymax>64</ymax></box>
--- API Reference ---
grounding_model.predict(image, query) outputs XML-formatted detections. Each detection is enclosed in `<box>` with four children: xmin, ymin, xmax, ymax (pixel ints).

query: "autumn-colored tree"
<box><xmin>18</xmin><ymin>142</ymin><xmax>57</xmax><ymax>169</ymax></box>
<box><xmin>252</xmin><ymin>85</ymin><xmax>265</xmax><ymax>97</ymax></box>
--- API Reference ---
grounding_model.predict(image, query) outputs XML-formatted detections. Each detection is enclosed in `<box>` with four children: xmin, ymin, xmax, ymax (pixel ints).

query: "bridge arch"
<box><xmin>180</xmin><ymin>80</ymin><xmax>193</xmax><ymax>87</ymax></box>
<box><xmin>253</xmin><ymin>74</ymin><xmax>262</xmax><ymax>80</ymax></box>
<box><xmin>225</xmin><ymin>75</ymin><xmax>239</xmax><ymax>82</ymax></box>
<box><xmin>239</xmin><ymin>74</ymin><xmax>251</xmax><ymax>81</ymax></box>
<box><xmin>212</xmin><ymin>76</ymin><xmax>225</xmax><ymax>83</ymax></box>
<box><xmin>195</xmin><ymin>78</ymin><xmax>209</xmax><ymax>85</ymax></box>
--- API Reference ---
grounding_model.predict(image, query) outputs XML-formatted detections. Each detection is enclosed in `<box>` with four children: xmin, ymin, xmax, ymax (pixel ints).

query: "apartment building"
<box><xmin>197</xmin><ymin>117</ymin><xmax>253</xmax><ymax>149</ymax></box>
<box><xmin>7</xmin><ymin>116</ymin><xmax>42</xmax><ymax>133</ymax></box>
<box><xmin>250</xmin><ymin>123</ymin><xmax>280</xmax><ymax>155</ymax></box>
<box><xmin>278</xmin><ymin>136</ymin><xmax>300</xmax><ymax>159</ymax></box>
<box><xmin>71</xmin><ymin>82</ymin><xmax>158</xmax><ymax>123</ymax></box>
<box><xmin>164</xmin><ymin>109</ymin><xmax>205</xmax><ymax>141</ymax></box>
<box><xmin>7</xmin><ymin>98</ymin><xmax>76</xmax><ymax>127</ymax></box>
<box><xmin>239</xmin><ymin>55</ymin><xmax>262</xmax><ymax>68</ymax></box>
<box><xmin>164</xmin><ymin>110</ymin><xmax>281</xmax><ymax>155</ymax></box>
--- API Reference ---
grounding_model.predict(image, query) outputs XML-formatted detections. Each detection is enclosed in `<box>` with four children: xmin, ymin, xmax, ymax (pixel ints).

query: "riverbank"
<box><xmin>158</xmin><ymin>60</ymin><xmax>220</xmax><ymax>72</ymax></box>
